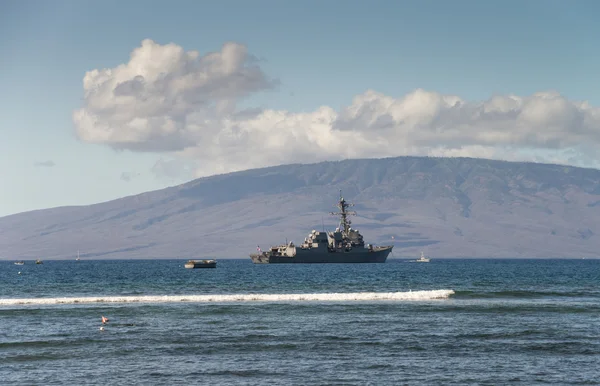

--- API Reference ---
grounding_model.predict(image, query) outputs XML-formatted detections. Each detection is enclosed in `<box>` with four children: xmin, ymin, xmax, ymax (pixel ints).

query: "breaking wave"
<box><xmin>453</xmin><ymin>290</ymin><xmax>600</xmax><ymax>299</ymax></box>
<box><xmin>0</xmin><ymin>289</ymin><xmax>454</xmax><ymax>306</ymax></box>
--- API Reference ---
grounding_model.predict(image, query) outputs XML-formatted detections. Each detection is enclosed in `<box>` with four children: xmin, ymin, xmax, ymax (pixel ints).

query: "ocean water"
<box><xmin>1</xmin><ymin>258</ymin><xmax>599</xmax><ymax>385</ymax></box>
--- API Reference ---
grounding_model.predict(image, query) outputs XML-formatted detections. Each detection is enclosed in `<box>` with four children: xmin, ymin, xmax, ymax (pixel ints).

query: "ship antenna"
<box><xmin>329</xmin><ymin>190</ymin><xmax>356</xmax><ymax>239</ymax></box>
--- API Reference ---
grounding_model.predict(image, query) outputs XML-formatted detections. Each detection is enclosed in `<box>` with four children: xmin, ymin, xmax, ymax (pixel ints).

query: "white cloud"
<box><xmin>73</xmin><ymin>39</ymin><xmax>600</xmax><ymax>177</ymax></box>
<box><xmin>73</xmin><ymin>39</ymin><xmax>275</xmax><ymax>154</ymax></box>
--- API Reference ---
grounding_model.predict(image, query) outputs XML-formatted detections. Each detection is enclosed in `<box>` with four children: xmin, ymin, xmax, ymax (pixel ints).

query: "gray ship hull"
<box><xmin>250</xmin><ymin>246</ymin><xmax>393</xmax><ymax>264</ymax></box>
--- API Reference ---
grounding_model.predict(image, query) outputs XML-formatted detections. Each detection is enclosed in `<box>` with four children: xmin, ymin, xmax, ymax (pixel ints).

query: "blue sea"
<box><xmin>1</xmin><ymin>258</ymin><xmax>599</xmax><ymax>385</ymax></box>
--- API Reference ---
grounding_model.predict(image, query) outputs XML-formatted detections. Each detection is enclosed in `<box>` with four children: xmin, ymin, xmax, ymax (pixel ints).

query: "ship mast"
<box><xmin>329</xmin><ymin>190</ymin><xmax>356</xmax><ymax>237</ymax></box>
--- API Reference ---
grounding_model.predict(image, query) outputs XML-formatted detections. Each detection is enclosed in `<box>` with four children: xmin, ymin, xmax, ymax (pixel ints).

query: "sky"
<box><xmin>1</xmin><ymin>0</ymin><xmax>600</xmax><ymax>217</ymax></box>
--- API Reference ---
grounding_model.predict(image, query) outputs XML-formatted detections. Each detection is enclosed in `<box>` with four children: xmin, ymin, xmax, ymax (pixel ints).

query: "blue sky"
<box><xmin>1</xmin><ymin>0</ymin><xmax>599</xmax><ymax>217</ymax></box>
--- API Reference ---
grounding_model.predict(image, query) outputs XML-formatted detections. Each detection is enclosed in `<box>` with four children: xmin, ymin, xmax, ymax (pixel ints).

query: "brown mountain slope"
<box><xmin>1</xmin><ymin>156</ymin><xmax>599</xmax><ymax>259</ymax></box>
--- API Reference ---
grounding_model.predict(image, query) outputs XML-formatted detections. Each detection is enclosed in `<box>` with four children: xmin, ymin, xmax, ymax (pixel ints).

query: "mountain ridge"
<box><xmin>1</xmin><ymin>156</ymin><xmax>599</xmax><ymax>259</ymax></box>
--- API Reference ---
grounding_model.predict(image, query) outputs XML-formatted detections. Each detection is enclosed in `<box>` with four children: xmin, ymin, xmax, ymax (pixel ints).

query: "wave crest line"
<box><xmin>0</xmin><ymin>290</ymin><xmax>454</xmax><ymax>306</ymax></box>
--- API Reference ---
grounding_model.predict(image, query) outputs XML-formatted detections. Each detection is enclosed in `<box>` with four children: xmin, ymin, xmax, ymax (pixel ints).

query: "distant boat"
<box><xmin>14</xmin><ymin>261</ymin><xmax>24</xmax><ymax>265</ymax></box>
<box><xmin>185</xmin><ymin>259</ymin><xmax>217</xmax><ymax>269</ymax></box>
<box><xmin>76</xmin><ymin>250</ymin><xmax>80</xmax><ymax>261</ymax></box>
<box><xmin>416</xmin><ymin>251</ymin><xmax>430</xmax><ymax>263</ymax></box>
<box><xmin>35</xmin><ymin>259</ymin><xmax>43</xmax><ymax>265</ymax></box>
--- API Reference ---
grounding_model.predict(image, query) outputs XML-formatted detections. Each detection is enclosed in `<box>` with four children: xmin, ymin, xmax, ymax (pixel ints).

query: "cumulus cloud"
<box><xmin>74</xmin><ymin>39</ymin><xmax>600</xmax><ymax>177</ymax></box>
<box><xmin>35</xmin><ymin>160</ymin><xmax>55</xmax><ymax>167</ymax></box>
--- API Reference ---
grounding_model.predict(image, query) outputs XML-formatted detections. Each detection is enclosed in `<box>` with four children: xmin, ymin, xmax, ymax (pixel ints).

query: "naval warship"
<box><xmin>250</xmin><ymin>192</ymin><xmax>393</xmax><ymax>264</ymax></box>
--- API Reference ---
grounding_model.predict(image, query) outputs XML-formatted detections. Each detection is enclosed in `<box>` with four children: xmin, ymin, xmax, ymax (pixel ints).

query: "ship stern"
<box><xmin>250</xmin><ymin>253</ymin><xmax>270</xmax><ymax>264</ymax></box>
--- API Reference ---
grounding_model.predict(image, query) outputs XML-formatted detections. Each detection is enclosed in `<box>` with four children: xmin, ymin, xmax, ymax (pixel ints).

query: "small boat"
<box><xmin>76</xmin><ymin>250</ymin><xmax>80</xmax><ymax>261</ymax></box>
<box><xmin>35</xmin><ymin>259</ymin><xmax>43</xmax><ymax>265</ymax></box>
<box><xmin>184</xmin><ymin>259</ymin><xmax>217</xmax><ymax>269</ymax></box>
<box><xmin>416</xmin><ymin>251</ymin><xmax>430</xmax><ymax>263</ymax></box>
<box><xmin>14</xmin><ymin>261</ymin><xmax>24</xmax><ymax>265</ymax></box>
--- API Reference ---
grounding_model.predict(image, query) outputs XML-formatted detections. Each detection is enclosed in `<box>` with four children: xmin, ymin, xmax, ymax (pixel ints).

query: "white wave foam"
<box><xmin>0</xmin><ymin>290</ymin><xmax>454</xmax><ymax>306</ymax></box>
